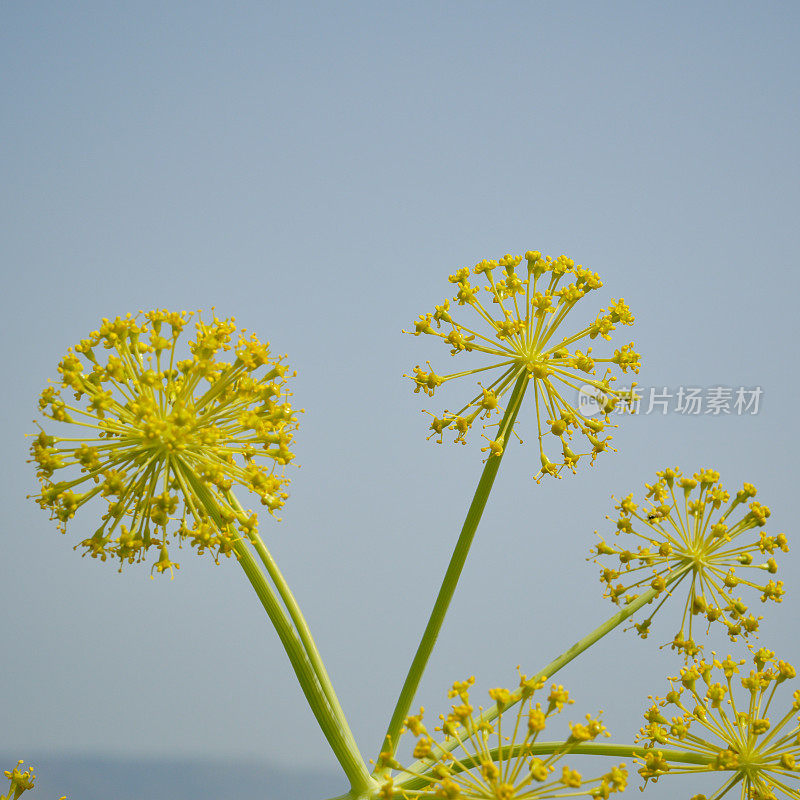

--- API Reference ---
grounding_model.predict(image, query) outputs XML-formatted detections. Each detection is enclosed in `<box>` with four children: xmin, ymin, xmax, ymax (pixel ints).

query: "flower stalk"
<box><xmin>376</xmin><ymin>371</ymin><xmax>529</xmax><ymax>772</ymax></box>
<box><xmin>184</xmin><ymin>470</ymin><xmax>373</xmax><ymax>792</ymax></box>
<box><xmin>224</xmin><ymin>491</ymin><xmax>366</xmax><ymax>775</ymax></box>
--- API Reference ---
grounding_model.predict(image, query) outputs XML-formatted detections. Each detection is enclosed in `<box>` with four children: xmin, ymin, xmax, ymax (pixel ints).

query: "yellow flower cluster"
<box><xmin>1</xmin><ymin>761</ymin><xmax>63</xmax><ymax>800</ymax></box>
<box><xmin>592</xmin><ymin>468</ymin><xmax>787</xmax><ymax>656</ymax></box>
<box><xmin>381</xmin><ymin>675</ymin><xmax>627</xmax><ymax>799</ymax></box>
<box><xmin>405</xmin><ymin>251</ymin><xmax>639</xmax><ymax>479</ymax></box>
<box><xmin>30</xmin><ymin>310</ymin><xmax>299</xmax><ymax>575</ymax></box>
<box><xmin>637</xmin><ymin>649</ymin><xmax>800</xmax><ymax>799</ymax></box>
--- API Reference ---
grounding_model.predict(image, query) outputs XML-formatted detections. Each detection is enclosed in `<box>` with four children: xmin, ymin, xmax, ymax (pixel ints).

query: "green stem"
<box><xmin>181</xmin><ymin>469</ymin><xmax>373</xmax><ymax>793</ymax></box>
<box><xmin>399</xmin><ymin>566</ymin><xmax>691</xmax><ymax>780</ymax></box>
<box><xmin>398</xmin><ymin>741</ymin><xmax>711</xmax><ymax>790</ymax></box>
<box><xmin>232</xmin><ymin>541</ymin><xmax>367</xmax><ymax>783</ymax></box>
<box><xmin>376</xmin><ymin>371</ymin><xmax>529</xmax><ymax>772</ymax></box>
<box><xmin>225</xmin><ymin>492</ymin><xmax>366</xmax><ymax>776</ymax></box>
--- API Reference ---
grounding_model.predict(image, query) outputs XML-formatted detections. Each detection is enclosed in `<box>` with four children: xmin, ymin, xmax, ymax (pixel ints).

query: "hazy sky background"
<box><xmin>2</xmin><ymin>3</ymin><xmax>799</xmax><ymax>799</ymax></box>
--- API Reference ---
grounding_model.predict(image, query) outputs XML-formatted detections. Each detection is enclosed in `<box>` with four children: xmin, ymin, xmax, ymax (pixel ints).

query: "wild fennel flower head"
<box><xmin>381</xmin><ymin>675</ymin><xmax>627</xmax><ymax>799</ymax></box>
<box><xmin>592</xmin><ymin>468</ymin><xmax>787</xmax><ymax>657</ymax></box>
<box><xmin>30</xmin><ymin>310</ymin><xmax>299</xmax><ymax>575</ymax></box>
<box><xmin>637</xmin><ymin>648</ymin><xmax>800</xmax><ymax>799</ymax></box>
<box><xmin>405</xmin><ymin>251</ymin><xmax>639</xmax><ymax>479</ymax></box>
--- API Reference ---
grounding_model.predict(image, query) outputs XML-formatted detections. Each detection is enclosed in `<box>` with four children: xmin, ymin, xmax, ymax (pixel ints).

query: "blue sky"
<box><xmin>2</xmin><ymin>3</ymin><xmax>799</xmax><ymax>798</ymax></box>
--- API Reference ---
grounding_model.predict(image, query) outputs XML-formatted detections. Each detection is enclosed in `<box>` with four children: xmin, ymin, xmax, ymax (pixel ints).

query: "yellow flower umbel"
<box><xmin>382</xmin><ymin>675</ymin><xmax>627</xmax><ymax>799</ymax></box>
<box><xmin>592</xmin><ymin>469</ymin><xmax>787</xmax><ymax>656</ymax></box>
<box><xmin>637</xmin><ymin>649</ymin><xmax>800</xmax><ymax>800</ymax></box>
<box><xmin>30</xmin><ymin>310</ymin><xmax>299</xmax><ymax>575</ymax></box>
<box><xmin>405</xmin><ymin>251</ymin><xmax>639</xmax><ymax>479</ymax></box>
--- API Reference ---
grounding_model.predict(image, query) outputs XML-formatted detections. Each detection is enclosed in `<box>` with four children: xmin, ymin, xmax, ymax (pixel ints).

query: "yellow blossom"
<box><xmin>405</xmin><ymin>251</ymin><xmax>639</xmax><ymax>479</ymax></box>
<box><xmin>591</xmin><ymin>468</ymin><xmax>787</xmax><ymax>656</ymax></box>
<box><xmin>384</xmin><ymin>677</ymin><xmax>625</xmax><ymax>799</ymax></box>
<box><xmin>637</xmin><ymin>649</ymin><xmax>800</xmax><ymax>799</ymax></box>
<box><xmin>30</xmin><ymin>310</ymin><xmax>299</xmax><ymax>575</ymax></box>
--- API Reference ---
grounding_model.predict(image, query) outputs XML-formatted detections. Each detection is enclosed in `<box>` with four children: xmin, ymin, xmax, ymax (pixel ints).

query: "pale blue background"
<box><xmin>2</xmin><ymin>2</ymin><xmax>799</xmax><ymax>798</ymax></box>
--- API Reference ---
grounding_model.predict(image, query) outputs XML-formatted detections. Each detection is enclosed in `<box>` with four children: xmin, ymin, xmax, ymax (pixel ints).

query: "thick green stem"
<box><xmin>399</xmin><ymin>566</ymin><xmax>691</xmax><ymax>780</ymax></box>
<box><xmin>226</xmin><ymin>493</ymin><xmax>364</xmax><ymax>767</ymax></box>
<box><xmin>181</xmin><ymin>469</ymin><xmax>373</xmax><ymax>793</ymax></box>
<box><xmin>376</xmin><ymin>372</ymin><xmax>529</xmax><ymax>770</ymax></box>
<box><xmin>233</xmin><ymin>541</ymin><xmax>371</xmax><ymax>789</ymax></box>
